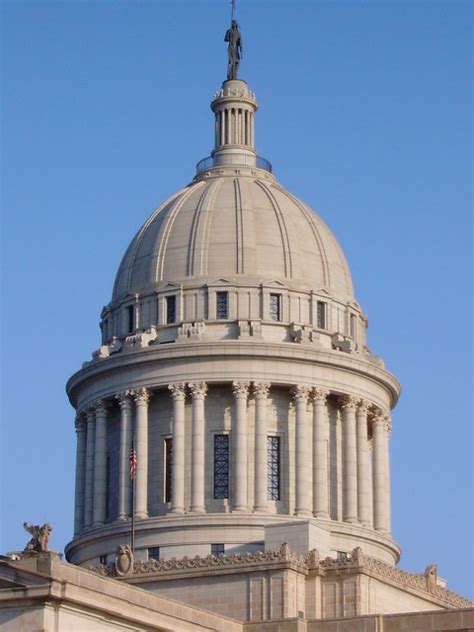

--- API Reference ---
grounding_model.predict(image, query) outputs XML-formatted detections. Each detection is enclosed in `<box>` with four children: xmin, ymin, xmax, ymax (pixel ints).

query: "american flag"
<box><xmin>129</xmin><ymin>447</ymin><xmax>137</xmax><ymax>480</ymax></box>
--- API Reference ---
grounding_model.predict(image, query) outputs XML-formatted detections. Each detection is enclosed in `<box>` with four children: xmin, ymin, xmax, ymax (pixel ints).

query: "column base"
<box><xmin>168</xmin><ymin>508</ymin><xmax>185</xmax><ymax>515</ymax></box>
<box><xmin>91</xmin><ymin>521</ymin><xmax>104</xmax><ymax>529</ymax></box>
<box><xmin>314</xmin><ymin>512</ymin><xmax>330</xmax><ymax>520</ymax></box>
<box><xmin>190</xmin><ymin>507</ymin><xmax>205</xmax><ymax>514</ymax></box>
<box><xmin>253</xmin><ymin>506</ymin><xmax>269</xmax><ymax>513</ymax></box>
<box><xmin>343</xmin><ymin>516</ymin><xmax>359</xmax><ymax>524</ymax></box>
<box><xmin>233</xmin><ymin>506</ymin><xmax>248</xmax><ymax>512</ymax></box>
<box><xmin>295</xmin><ymin>509</ymin><xmax>312</xmax><ymax>517</ymax></box>
<box><xmin>134</xmin><ymin>512</ymin><xmax>148</xmax><ymax>520</ymax></box>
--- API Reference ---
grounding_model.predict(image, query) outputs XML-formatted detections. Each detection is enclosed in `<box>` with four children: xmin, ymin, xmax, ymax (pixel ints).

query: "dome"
<box><xmin>112</xmin><ymin>173</ymin><xmax>354</xmax><ymax>304</ymax></box>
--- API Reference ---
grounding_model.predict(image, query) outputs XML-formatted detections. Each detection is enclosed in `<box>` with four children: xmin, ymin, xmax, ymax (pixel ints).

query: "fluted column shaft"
<box><xmin>372</xmin><ymin>410</ymin><xmax>391</xmax><ymax>533</ymax></box>
<box><xmin>293</xmin><ymin>385</ymin><xmax>311</xmax><ymax>516</ymax></box>
<box><xmin>356</xmin><ymin>400</ymin><xmax>371</xmax><ymax>526</ymax></box>
<box><xmin>134</xmin><ymin>388</ymin><xmax>150</xmax><ymax>519</ymax></box>
<box><xmin>169</xmin><ymin>383</ymin><xmax>186</xmax><ymax>513</ymax></box>
<box><xmin>92</xmin><ymin>401</ymin><xmax>108</xmax><ymax>527</ymax></box>
<box><xmin>341</xmin><ymin>396</ymin><xmax>359</xmax><ymax>524</ymax></box>
<box><xmin>232</xmin><ymin>381</ymin><xmax>250</xmax><ymax>511</ymax></box>
<box><xmin>84</xmin><ymin>409</ymin><xmax>95</xmax><ymax>528</ymax></box>
<box><xmin>312</xmin><ymin>388</ymin><xmax>330</xmax><ymax>519</ymax></box>
<box><xmin>254</xmin><ymin>382</ymin><xmax>270</xmax><ymax>512</ymax></box>
<box><xmin>74</xmin><ymin>414</ymin><xmax>87</xmax><ymax>535</ymax></box>
<box><xmin>189</xmin><ymin>382</ymin><xmax>208</xmax><ymax>513</ymax></box>
<box><xmin>116</xmin><ymin>392</ymin><xmax>133</xmax><ymax>520</ymax></box>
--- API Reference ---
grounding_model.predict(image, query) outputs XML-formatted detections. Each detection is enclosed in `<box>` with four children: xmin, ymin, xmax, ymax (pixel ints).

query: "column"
<box><xmin>92</xmin><ymin>400</ymin><xmax>108</xmax><ymax>528</ymax></box>
<box><xmin>293</xmin><ymin>385</ymin><xmax>311</xmax><ymax>516</ymax></box>
<box><xmin>169</xmin><ymin>383</ymin><xmax>186</xmax><ymax>513</ymax></box>
<box><xmin>372</xmin><ymin>409</ymin><xmax>391</xmax><ymax>533</ymax></box>
<box><xmin>356</xmin><ymin>400</ymin><xmax>371</xmax><ymax>527</ymax></box>
<box><xmin>134</xmin><ymin>388</ymin><xmax>150</xmax><ymax>519</ymax></box>
<box><xmin>232</xmin><ymin>381</ymin><xmax>250</xmax><ymax>512</ymax></box>
<box><xmin>116</xmin><ymin>391</ymin><xmax>133</xmax><ymax>520</ymax></box>
<box><xmin>340</xmin><ymin>395</ymin><xmax>359</xmax><ymax>524</ymax></box>
<box><xmin>189</xmin><ymin>382</ymin><xmax>208</xmax><ymax>513</ymax></box>
<box><xmin>84</xmin><ymin>408</ymin><xmax>95</xmax><ymax>528</ymax></box>
<box><xmin>254</xmin><ymin>382</ymin><xmax>270</xmax><ymax>512</ymax></box>
<box><xmin>312</xmin><ymin>388</ymin><xmax>330</xmax><ymax>519</ymax></box>
<box><xmin>73</xmin><ymin>413</ymin><xmax>87</xmax><ymax>535</ymax></box>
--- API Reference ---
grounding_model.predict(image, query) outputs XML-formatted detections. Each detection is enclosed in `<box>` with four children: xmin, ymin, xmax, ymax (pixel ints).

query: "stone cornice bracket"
<box><xmin>312</xmin><ymin>387</ymin><xmax>330</xmax><ymax>404</ymax></box>
<box><xmin>168</xmin><ymin>382</ymin><xmax>187</xmax><ymax>401</ymax></box>
<box><xmin>188</xmin><ymin>382</ymin><xmax>208</xmax><ymax>399</ymax></box>
<box><xmin>253</xmin><ymin>382</ymin><xmax>270</xmax><ymax>399</ymax></box>
<box><xmin>232</xmin><ymin>381</ymin><xmax>250</xmax><ymax>398</ymax></box>
<box><xmin>74</xmin><ymin>413</ymin><xmax>86</xmax><ymax>432</ymax></box>
<box><xmin>291</xmin><ymin>384</ymin><xmax>311</xmax><ymax>401</ymax></box>
<box><xmin>339</xmin><ymin>394</ymin><xmax>360</xmax><ymax>411</ymax></box>
<box><xmin>133</xmin><ymin>387</ymin><xmax>150</xmax><ymax>405</ymax></box>
<box><xmin>371</xmin><ymin>407</ymin><xmax>392</xmax><ymax>433</ymax></box>
<box><xmin>115</xmin><ymin>390</ymin><xmax>132</xmax><ymax>409</ymax></box>
<box><xmin>93</xmin><ymin>399</ymin><xmax>108</xmax><ymax>416</ymax></box>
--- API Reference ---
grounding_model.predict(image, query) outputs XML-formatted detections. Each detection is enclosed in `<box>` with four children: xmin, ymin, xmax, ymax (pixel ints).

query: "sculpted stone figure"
<box><xmin>225</xmin><ymin>20</ymin><xmax>243</xmax><ymax>80</ymax></box>
<box><xmin>23</xmin><ymin>522</ymin><xmax>52</xmax><ymax>553</ymax></box>
<box><xmin>115</xmin><ymin>544</ymin><xmax>134</xmax><ymax>577</ymax></box>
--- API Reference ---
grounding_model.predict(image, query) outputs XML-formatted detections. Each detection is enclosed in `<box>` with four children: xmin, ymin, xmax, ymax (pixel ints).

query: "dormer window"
<box><xmin>166</xmin><ymin>295</ymin><xmax>176</xmax><ymax>324</ymax></box>
<box><xmin>216</xmin><ymin>291</ymin><xmax>229</xmax><ymax>319</ymax></box>
<box><xmin>269</xmin><ymin>293</ymin><xmax>281</xmax><ymax>321</ymax></box>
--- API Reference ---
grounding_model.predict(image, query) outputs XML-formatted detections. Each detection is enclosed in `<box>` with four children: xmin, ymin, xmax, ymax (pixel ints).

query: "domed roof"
<box><xmin>112</xmin><ymin>171</ymin><xmax>354</xmax><ymax>304</ymax></box>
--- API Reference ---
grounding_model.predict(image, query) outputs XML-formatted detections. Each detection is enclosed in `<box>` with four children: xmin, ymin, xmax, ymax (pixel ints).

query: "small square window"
<box><xmin>149</xmin><ymin>547</ymin><xmax>160</xmax><ymax>561</ymax></box>
<box><xmin>166</xmin><ymin>295</ymin><xmax>176</xmax><ymax>324</ymax></box>
<box><xmin>269</xmin><ymin>293</ymin><xmax>281</xmax><ymax>321</ymax></box>
<box><xmin>317</xmin><ymin>301</ymin><xmax>327</xmax><ymax>329</ymax></box>
<box><xmin>211</xmin><ymin>543</ymin><xmax>225</xmax><ymax>556</ymax></box>
<box><xmin>216</xmin><ymin>291</ymin><xmax>229</xmax><ymax>319</ymax></box>
<box><xmin>99</xmin><ymin>555</ymin><xmax>107</xmax><ymax>565</ymax></box>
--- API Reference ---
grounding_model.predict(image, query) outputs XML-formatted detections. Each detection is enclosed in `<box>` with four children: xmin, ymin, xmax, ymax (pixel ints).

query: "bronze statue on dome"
<box><xmin>225</xmin><ymin>20</ymin><xmax>243</xmax><ymax>80</ymax></box>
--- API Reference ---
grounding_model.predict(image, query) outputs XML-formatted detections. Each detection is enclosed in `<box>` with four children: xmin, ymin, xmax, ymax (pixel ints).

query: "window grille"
<box><xmin>269</xmin><ymin>293</ymin><xmax>281</xmax><ymax>321</ymax></box>
<box><xmin>317</xmin><ymin>301</ymin><xmax>327</xmax><ymax>329</ymax></box>
<box><xmin>149</xmin><ymin>547</ymin><xmax>160</xmax><ymax>561</ymax></box>
<box><xmin>166</xmin><ymin>295</ymin><xmax>176</xmax><ymax>324</ymax></box>
<box><xmin>267</xmin><ymin>436</ymin><xmax>281</xmax><ymax>500</ymax></box>
<box><xmin>164</xmin><ymin>438</ymin><xmax>172</xmax><ymax>503</ymax></box>
<box><xmin>216</xmin><ymin>291</ymin><xmax>229</xmax><ymax>319</ymax></box>
<box><xmin>214</xmin><ymin>434</ymin><xmax>229</xmax><ymax>499</ymax></box>
<box><xmin>211</xmin><ymin>543</ymin><xmax>225</xmax><ymax>556</ymax></box>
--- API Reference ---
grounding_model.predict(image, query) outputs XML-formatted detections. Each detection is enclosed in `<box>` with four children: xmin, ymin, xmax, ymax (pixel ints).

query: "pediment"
<box><xmin>158</xmin><ymin>282</ymin><xmax>181</xmax><ymax>291</ymax></box>
<box><xmin>262</xmin><ymin>279</ymin><xmax>288</xmax><ymax>289</ymax></box>
<box><xmin>315</xmin><ymin>287</ymin><xmax>332</xmax><ymax>298</ymax></box>
<box><xmin>208</xmin><ymin>278</ymin><xmax>233</xmax><ymax>286</ymax></box>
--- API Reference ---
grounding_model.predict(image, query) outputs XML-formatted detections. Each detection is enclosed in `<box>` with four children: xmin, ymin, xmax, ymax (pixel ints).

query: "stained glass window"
<box><xmin>267</xmin><ymin>436</ymin><xmax>281</xmax><ymax>500</ymax></box>
<box><xmin>317</xmin><ymin>301</ymin><xmax>326</xmax><ymax>329</ymax></box>
<box><xmin>166</xmin><ymin>295</ymin><xmax>176</xmax><ymax>324</ymax></box>
<box><xmin>214</xmin><ymin>434</ymin><xmax>229</xmax><ymax>499</ymax></box>
<box><xmin>269</xmin><ymin>293</ymin><xmax>281</xmax><ymax>321</ymax></box>
<box><xmin>216</xmin><ymin>291</ymin><xmax>229</xmax><ymax>319</ymax></box>
<box><xmin>164</xmin><ymin>437</ymin><xmax>172</xmax><ymax>503</ymax></box>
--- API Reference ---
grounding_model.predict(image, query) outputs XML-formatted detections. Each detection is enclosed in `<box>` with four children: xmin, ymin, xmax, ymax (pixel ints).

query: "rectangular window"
<box><xmin>148</xmin><ymin>547</ymin><xmax>160</xmax><ymax>561</ymax></box>
<box><xmin>166</xmin><ymin>295</ymin><xmax>176</xmax><ymax>324</ymax></box>
<box><xmin>350</xmin><ymin>313</ymin><xmax>356</xmax><ymax>338</ymax></box>
<box><xmin>216</xmin><ymin>291</ymin><xmax>229</xmax><ymax>319</ymax></box>
<box><xmin>164</xmin><ymin>438</ymin><xmax>172</xmax><ymax>503</ymax></box>
<box><xmin>269</xmin><ymin>293</ymin><xmax>281</xmax><ymax>321</ymax></box>
<box><xmin>317</xmin><ymin>301</ymin><xmax>327</xmax><ymax>329</ymax></box>
<box><xmin>99</xmin><ymin>555</ymin><xmax>107</xmax><ymax>565</ymax></box>
<box><xmin>267</xmin><ymin>436</ymin><xmax>281</xmax><ymax>500</ymax></box>
<box><xmin>126</xmin><ymin>305</ymin><xmax>134</xmax><ymax>333</ymax></box>
<box><xmin>214</xmin><ymin>434</ymin><xmax>229</xmax><ymax>499</ymax></box>
<box><xmin>211</xmin><ymin>543</ymin><xmax>225</xmax><ymax>556</ymax></box>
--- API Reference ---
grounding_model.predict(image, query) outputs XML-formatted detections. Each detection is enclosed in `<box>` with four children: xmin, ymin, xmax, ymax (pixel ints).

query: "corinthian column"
<box><xmin>92</xmin><ymin>400</ymin><xmax>108</xmax><ymax>527</ymax></box>
<box><xmin>116</xmin><ymin>391</ymin><xmax>133</xmax><ymax>520</ymax></box>
<box><xmin>74</xmin><ymin>413</ymin><xmax>87</xmax><ymax>535</ymax></box>
<box><xmin>84</xmin><ymin>408</ymin><xmax>95</xmax><ymax>528</ymax></box>
<box><xmin>340</xmin><ymin>395</ymin><xmax>359</xmax><ymax>524</ymax></box>
<box><xmin>292</xmin><ymin>385</ymin><xmax>311</xmax><ymax>516</ymax></box>
<box><xmin>232</xmin><ymin>381</ymin><xmax>250</xmax><ymax>512</ymax></box>
<box><xmin>134</xmin><ymin>388</ymin><xmax>150</xmax><ymax>519</ymax></box>
<box><xmin>189</xmin><ymin>382</ymin><xmax>208</xmax><ymax>513</ymax></box>
<box><xmin>312</xmin><ymin>388</ymin><xmax>330</xmax><ymax>519</ymax></box>
<box><xmin>169</xmin><ymin>383</ymin><xmax>186</xmax><ymax>513</ymax></box>
<box><xmin>372</xmin><ymin>409</ymin><xmax>392</xmax><ymax>533</ymax></box>
<box><xmin>356</xmin><ymin>400</ymin><xmax>371</xmax><ymax>527</ymax></box>
<box><xmin>253</xmin><ymin>382</ymin><xmax>270</xmax><ymax>512</ymax></box>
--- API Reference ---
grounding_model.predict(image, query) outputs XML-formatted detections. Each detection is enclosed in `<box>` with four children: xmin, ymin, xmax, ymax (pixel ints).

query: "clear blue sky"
<box><xmin>1</xmin><ymin>0</ymin><xmax>472</xmax><ymax>599</ymax></box>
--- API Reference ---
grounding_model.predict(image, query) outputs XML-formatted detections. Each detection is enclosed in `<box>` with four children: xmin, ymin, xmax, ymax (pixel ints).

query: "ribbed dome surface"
<box><xmin>112</xmin><ymin>175</ymin><xmax>354</xmax><ymax>303</ymax></box>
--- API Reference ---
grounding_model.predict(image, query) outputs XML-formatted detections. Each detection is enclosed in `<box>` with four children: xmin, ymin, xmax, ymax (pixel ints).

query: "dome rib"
<box><xmin>187</xmin><ymin>178</ymin><xmax>224</xmax><ymax>277</ymax></box>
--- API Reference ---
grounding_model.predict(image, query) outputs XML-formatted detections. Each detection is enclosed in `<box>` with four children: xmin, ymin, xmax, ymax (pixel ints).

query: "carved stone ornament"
<box><xmin>123</xmin><ymin>326</ymin><xmax>158</xmax><ymax>351</ymax></box>
<box><xmin>74</xmin><ymin>414</ymin><xmax>86</xmax><ymax>433</ymax></box>
<box><xmin>23</xmin><ymin>522</ymin><xmax>52</xmax><ymax>553</ymax></box>
<box><xmin>291</xmin><ymin>385</ymin><xmax>311</xmax><ymax>401</ymax></box>
<box><xmin>306</xmin><ymin>548</ymin><xmax>320</xmax><ymax>570</ymax></box>
<box><xmin>134</xmin><ymin>388</ymin><xmax>150</xmax><ymax>405</ymax></box>
<box><xmin>92</xmin><ymin>336</ymin><xmax>122</xmax><ymax>360</ymax></box>
<box><xmin>357</xmin><ymin>399</ymin><xmax>371</xmax><ymax>415</ymax></box>
<box><xmin>94</xmin><ymin>400</ymin><xmax>108</xmax><ymax>416</ymax></box>
<box><xmin>253</xmin><ymin>382</ymin><xmax>270</xmax><ymax>398</ymax></box>
<box><xmin>313</xmin><ymin>387</ymin><xmax>330</xmax><ymax>404</ymax></box>
<box><xmin>232</xmin><ymin>381</ymin><xmax>250</xmax><ymax>397</ymax></box>
<box><xmin>115</xmin><ymin>390</ymin><xmax>132</xmax><ymax>409</ymax></box>
<box><xmin>114</xmin><ymin>544</ymin><xmax>133</xmax><ymax>577</ymax></box>
<box><xmin>372</xmin><ymin>408</ymin><xmax>391</xmax><ymax>433</ymax></box>
<box><xmin>188</xmin><ymin>382</ymin><xmax>208</xmax><ymax>398</ymax></box>
<box><xmin>168</xmin><ymin>382</ymin><xmax>186</xmax><ymax>400</ymax></box>
<box><xmin>339</xmin><ymin>394</ymin><xmax>360</xmax><ymax>411</ymax></box>
<box><xmin>425</xmin><ymin>564</ymin><xmax>437</xmax><ymax>592</ymax></box>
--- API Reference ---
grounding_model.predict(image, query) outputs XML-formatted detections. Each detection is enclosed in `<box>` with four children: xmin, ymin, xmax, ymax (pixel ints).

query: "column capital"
<box><xmin>169</xmin><ymin>382</ymin><xmax>187</xmax><ymax>400</ymax></box>
<box><xmin>357</xmin><ymin>399</ymin><xmax>371</xmax><ymax>415</ymax></box>
<box><xmin>339</xmin><ymin>394</ymin><xmax>360</xmax><ymax>411</ymax></box>
<box><xmin>93</xmin><ymin>399</ymin><xmax>108</xmax><ymax>416</ymax></box>
<box><xmin>188</xmin><ymin>382</ymin><xmax>208</xmax><ymax>398</ymax></box>
<box><xmin>371</xmin><ymin>408</ymin><xmax>391</xmax><ymax>432</ymax></box>
<box><xmin>116</xmin><ymin>390</ymin><xmax>133</xmax><ymax>409</ymax></box>
<box><xmin>291</xmin><ymin>384</ymin><xmax>311</xmax><ymax>401</ymax></box>
<box><xmin>312</xmin><ymin>387</ymin><xmax>330</xmax><ymax>404</ymax></box>
<box><xmin>253</xmin><ymin>382</ymin><xmax>271</xmax><ymax>399</ymax></box>
<box><xmin>75</xmin><ymin>413</ymin><xmax>87</xmax><ymax>432</ymax></box>
<box><xmin>134</xmin><ymin>387</ymin><xmax>150</xmax><ymax>405</ymax></box>
<box><xmin>232</xmin><ymin>381</ymin><xmax>250</xmax><ymax>397</ymax></box>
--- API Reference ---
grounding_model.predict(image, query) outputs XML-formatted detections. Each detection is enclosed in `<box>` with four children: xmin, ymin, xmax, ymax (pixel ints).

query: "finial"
<box><xmin>225</xmin><ymin>4</ymin><xmax>243</xmax><ymax>80</ymax></box>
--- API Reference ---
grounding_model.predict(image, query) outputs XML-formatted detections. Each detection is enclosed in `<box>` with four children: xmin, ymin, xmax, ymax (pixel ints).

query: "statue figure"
<box><xmin>114</xmin><ymin>544</ymin><xmax>134</xmax><ymax>577</ymax></box>
<box><xmin>424</xmin><ymin>564</ymin><xmax>437</xmax><ymax>592</ymax></box>
<box><xmin>23</xmin><ymin>522</ymin><xmax>52</xmax><ymax>553</ymax></box>
<box><xmin>225</xmin><ymin>20</ymin><xmax>243</xmax><ymax>80</ymax></box>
